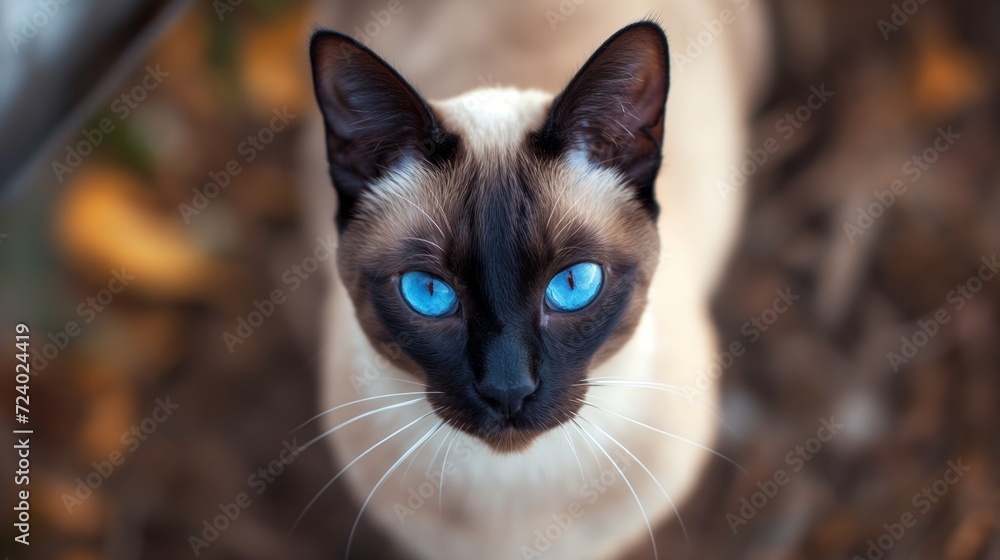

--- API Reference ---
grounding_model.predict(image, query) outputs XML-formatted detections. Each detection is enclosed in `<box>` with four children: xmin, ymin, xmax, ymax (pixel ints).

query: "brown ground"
<box><xmin>2</xmin><ymin>0</ymin><xmax>998</xmax><ymax>559</ymax></box>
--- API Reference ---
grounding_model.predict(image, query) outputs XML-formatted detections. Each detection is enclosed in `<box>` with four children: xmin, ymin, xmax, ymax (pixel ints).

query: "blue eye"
<box><xmin>545</xmin><ymin>263</ymin><xmax>603</xmax><ymax>311</ymax></box>
<box><xmin>400</xmin><ymin>271</ymin><xmax>458</xmax><ymax>317</ymax></box>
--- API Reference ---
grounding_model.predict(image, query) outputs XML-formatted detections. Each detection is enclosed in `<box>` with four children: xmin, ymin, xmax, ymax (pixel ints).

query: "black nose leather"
<box><xmin>477</xmin><ymin>376</ymin><xmax>536</xmax><ymax>419</ymax></box>
<box><xmin>476</xmin><ymin>333</ymin><xmax>537</xmax><ymax>419</ymax></box>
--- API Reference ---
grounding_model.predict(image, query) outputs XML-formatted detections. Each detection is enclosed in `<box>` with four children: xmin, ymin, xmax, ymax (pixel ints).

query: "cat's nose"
<box><xmin>477</xmin><ymin>376</ymin><xmax>537</xmax><ymax>419</ymax></box>
<box><xmin>476</xmin><ymin>332</ymin><xmax>537</xmax><ymax>419</ymax></box>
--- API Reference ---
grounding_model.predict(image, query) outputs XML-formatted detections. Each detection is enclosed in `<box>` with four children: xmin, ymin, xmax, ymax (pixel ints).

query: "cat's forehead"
<box><xmin>433</xmin><ymin>88</ymin><xmax>552</xmax><ymax>157</ymax></box>
<box><xmin>351</xmin><ymin>88</ymin><xmax>643</xmax><ymax>257</ymax></box>
<box><xmin>356</xmin><ymin>156</ymin><xmax>636</xmax><ymax>254</ymax></box>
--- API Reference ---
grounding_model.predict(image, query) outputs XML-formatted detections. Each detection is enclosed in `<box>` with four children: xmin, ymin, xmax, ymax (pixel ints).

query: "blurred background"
<box><xmin>1</xmin><ymin>0</ymin><xmax>998</xmax><ymax>559</ymax></box>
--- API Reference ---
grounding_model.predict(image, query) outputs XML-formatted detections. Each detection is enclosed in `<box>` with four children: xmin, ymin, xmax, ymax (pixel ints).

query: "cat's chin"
<box><xmin>479</xmin><ymin>427</ymin><xmax>545</xmax><ymax>454</ymax></box>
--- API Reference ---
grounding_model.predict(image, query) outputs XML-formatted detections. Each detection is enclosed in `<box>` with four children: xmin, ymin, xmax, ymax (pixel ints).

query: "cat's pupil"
<box><xmin>427</xmin><ymin>280</ymin><xmax>435</xmax><ymax>296</ymax></box>
<box><xmin>567</xmin><ymin>270</ymin><xmax>576</xmax><ymax>291</ymax></box>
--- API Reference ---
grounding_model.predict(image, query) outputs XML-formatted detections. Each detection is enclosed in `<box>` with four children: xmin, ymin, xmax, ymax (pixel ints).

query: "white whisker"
<box><xmin>583</xmin><ymin>386</ymin><xmax>739</xmax><ymax>437</ymax></box>
<box><xmin>569</xmin><ymin>418</ymin><xmax>604</xmax><ymax>477</ymax></box>
<box><xmin>401</xmin><ymin>421</ymin><xmax>446</xmax><ymax>484</ymax></box>
<box><xmin>439</xmin><ymin>427</ymin><xmax>461</xmax><ymax>513</ymax></box>
<box><xmin>289</xmin><ymin>411</ymin><xmax>434</xmax><ymax>535</ymax></box>
<box><xmin>578</xmin><ymin>399</ymin><xmax>748</xmax><ymax>475</ymax></box>
<box><xmin>378</xmin><ymin>377</ymin><xmax>428</xmax><ymax>388</ymax></box>
<box><xmin>552</xmin><ymin>191</ymin><xmax>589</xmax><ymax>242</ymax></box>
<box><xmin>400</xmin><ymin>236</ymin><xmax>445</xmax><ymax>253</ymax></box>
<box><xmin>579</xmin><ymin>416</ymin><xmax>689</xmax><ymax>543</ymax></box>
<box><xmin>561</xmin><ymin>425</ymin><xmax>586</xmax><ymax>483</ymax></box>
<box><xmin>576</xmin><ymin>420</ymin><xmax>658</xmax><ymax>560</ymax></box>
<box><xmin>426</xmin><ymin>187</ymin><xmax>453</xmax><ymax>236</ymax></box>
<box><xmin>425</xmin><ymin>423</ymin><xmax>454</xmax><ymax>477</ymax></box>
<box><xmin>391</xmin><ymin>192</ymin><xmax>446</xmax><ymax>238</ymax></box>
<box><xmin>292</xmin><ymin>392</ymin><xmax>435</xmax><ymax>432</ymax></box>
<box><xmin>295</xmin><ymin>398</ymin><xmax>425</xmax><ymax>455</ymax></box>
<box><xmin>546</xmin><ymin>180</ymin><xmax>575</xmax><ymax>230</ymax></box>
<box><xmin>582</xmin><ymin>378</ymin><xmax>685</xmax><ymax>394</ymax></box>
<box><xmin>346</xmin><ymin>420</ymin><xmax>444</xmax><ymax>559</ymax></box>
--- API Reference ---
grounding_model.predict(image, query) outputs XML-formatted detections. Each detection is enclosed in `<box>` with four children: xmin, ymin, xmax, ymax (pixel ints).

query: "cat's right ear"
<box><xmin>310</xmin><ymin>31</ymin><xmax>457</xmax><ymax>227</ymax></box>
<box><xmin>532</xmin><ymin>22</ymin><xmax>669</xmax><ymax>218</ymax></box>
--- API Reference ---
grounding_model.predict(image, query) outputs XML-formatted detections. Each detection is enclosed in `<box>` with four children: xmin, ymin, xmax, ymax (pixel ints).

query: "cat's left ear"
<box><xmin>310</xmin><ymin>31</ymin><xmax>457</xmax><ymax>227</ymax></box>
<box><xmin>534</xmin><ymin>22</ymin><xmax>670</xmax><ymax>216</ymax></box>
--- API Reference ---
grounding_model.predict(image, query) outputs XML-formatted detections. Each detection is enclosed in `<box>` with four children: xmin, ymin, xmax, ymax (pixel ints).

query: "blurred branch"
<box><xmin>0</xmin><ymin>0</ymin><xmax>193</xmax><ymax>203</ymax></box>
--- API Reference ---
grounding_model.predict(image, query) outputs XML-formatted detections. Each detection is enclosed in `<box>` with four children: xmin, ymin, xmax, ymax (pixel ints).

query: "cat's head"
<box><xmin>311</xmin><ymin>22</ymin><xmax>669</xmax><ymax>452</ymax></box>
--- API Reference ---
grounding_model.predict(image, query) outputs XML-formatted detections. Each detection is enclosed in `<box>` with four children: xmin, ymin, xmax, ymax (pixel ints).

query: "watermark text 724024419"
<box><xmin>13</xmin><ymin>323</ymin><xmax>33</xmax><ymax>546</ymax></box>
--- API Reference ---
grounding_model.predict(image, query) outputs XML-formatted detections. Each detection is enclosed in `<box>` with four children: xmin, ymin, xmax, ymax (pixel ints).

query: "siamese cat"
<box><xmin>303</xmin><ymin>2</ymin><xmax>770</xmax><ymax>559</ymax></box>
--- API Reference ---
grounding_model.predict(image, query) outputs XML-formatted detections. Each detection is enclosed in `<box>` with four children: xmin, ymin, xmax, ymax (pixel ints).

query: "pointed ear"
<box><xmin>309</xmin><ymin>31</ymin><xmax>457</xmax><ymax>227</ymax></box>
<box><xmin>533</xmin><ymin>22</ymin><xmax>670</xmax><ymax>216</ymax></box>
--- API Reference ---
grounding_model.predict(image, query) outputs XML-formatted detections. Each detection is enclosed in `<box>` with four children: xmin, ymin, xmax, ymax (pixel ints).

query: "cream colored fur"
<box><xmin>300</xmin><ymin>1</ymin><xmax>771</xmax><ymax>558</ymax></box>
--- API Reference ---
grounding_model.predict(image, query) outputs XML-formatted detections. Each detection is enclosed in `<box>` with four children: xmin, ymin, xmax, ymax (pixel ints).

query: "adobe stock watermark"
<box><xmin>29</xmin><ymin>268</ymin><xmax>135</xmax><ymax>373</ymax></box>
<box><xmin>336</xmin><ymin>0</ymin><xmax>414</xmax><ymax>46</ymax></box>
<box><xmin>178</xmin><ymin>106</ymin><xmax>296</xmax><ymax>223</ymax></box>
<box><xmin>673</xmin><ymin>0</ymin><xmax>754</xmax><ymax>71</ymax></box>
<box><xmin>211</xmin><ymin>0</ymin><xmax>246</xmax><ymax>20</ymax></box>
<box><xmin>51</xmin><ymin>65</ymin><xmax>169</xmax><ymax>182</ymax></box>
<box><xmin>544</xmin><ymin>0</ymin><xmax>592</xmax><ymax>30</ymax></box>
<box><xmin>60</xmin><ymin>396</ymin><xmax>180</xmax><ymax>513</ymax></box>
<box><xmin>460</xmin><ymin>75</ymin><xmax>504</xmax><ymax>112</ymax></box>
<box><xmin>843</xmin><ymin>126</ymin><xmax>960</xmax><ymax>243</ymax></box>
<box><xmin>887</xmin><ymin>254</ymin><xmax>998</xmax><ymax>372</ymax></box>
<box><xmin>520</xmin><ymin>447</ymin><xmax>636</xmax><ymax>558</ymax></box>
<box><xmin>878</xmin><ymin>0</ymin><xmax>931</xmax><ymax>41</ymax></box>
<box><xmin>726</xmin><ymin>416</ymin><xmax>843</xmax><ymax>533</ymax></box>
<box><xmin>222</xmin><ymin>234</ymin><xmax>335</xmax><ymax>353</ymax></box>
<box><xmin>188</xmin><ymin>439</ymin><xmax>301</xmax><ymax>556</ymax></box>
<box><xmin>682</xmin><ymin>287</ymin><xmax>799</xmax><ymax>402</ymax></box>
<box><xmin>853</xmin><ymin>458</ymin><xmax>970</xmax><ymax>560</ymax></box>
<box><xmin>718</xmin><ymin>84</ymin><xmax>833</xmax><ymax>200</ymax></box>
<box><xmin>6</xmin><ymin>0</ymin><xmax>72</xmax><ymax>54</ymax></box>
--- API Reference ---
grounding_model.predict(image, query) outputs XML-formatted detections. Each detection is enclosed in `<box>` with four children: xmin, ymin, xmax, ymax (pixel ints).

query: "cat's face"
<box><xmin>311</xmin><ymin>23</ymin><xmax>669</xmax><ymax>452</ymax></box>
